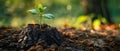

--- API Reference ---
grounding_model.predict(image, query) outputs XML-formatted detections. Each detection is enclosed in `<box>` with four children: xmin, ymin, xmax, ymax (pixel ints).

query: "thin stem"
<box><xmin>40</xmin><ymin>13</ymin><xmax>43</xmax><ymax>25</ymax></box>
<box><xmin>38</xmin><ymin>12</ymin><xmax>42</xmax><ymax>29</ymax></box>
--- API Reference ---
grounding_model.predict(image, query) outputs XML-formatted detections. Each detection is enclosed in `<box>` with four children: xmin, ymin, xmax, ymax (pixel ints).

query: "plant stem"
<box><xmin>39</xmin><ymin>12</ymin><xmax>43</xmax><ymax>29</ymax></box>
<box><xmin>40</xmin><ymin>13</ymin><xmax>43</xmax><ymax>25</ymax></box>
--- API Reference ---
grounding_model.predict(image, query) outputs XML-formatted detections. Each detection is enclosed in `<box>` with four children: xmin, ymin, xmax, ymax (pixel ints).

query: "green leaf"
<box><xmin>38</xmin><ymin>4</ymin><xmax>43</xmax><ymax>9</ymax></box>
<box><xmin>28</xmin><ymin>9</ymin><xmax>38</xmax><ymax>15</ymax></box>
<box><xmin>101</xmin><ymin>17</ymin><xmax>108</xmax><ymax>24</ymax></box>
<box><xmin>43</xmin><ymin>7</ymin><xmax>47</xmax><ymax>10</ymax></box>
<box><xmin>39</xmin><ymin>7</ymin><xmax>47</xmax><ymax>12</ymax></box>
<box><xmin>42</xmin><ymin>14</ymin><xmax>54</xmax><ymax>19</ymax></box>
<box><xmin>74</xmin><ymin>15</ymin><xmax>88</xmax><ymax>26</ymax></box>
<box><xmin>93</xmin><ymin>19</ymin><xmax>101</xmax><ymax>27</ymax></box>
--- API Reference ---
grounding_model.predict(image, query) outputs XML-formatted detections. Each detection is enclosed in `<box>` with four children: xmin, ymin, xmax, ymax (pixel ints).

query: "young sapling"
<box><xmin>28</xmin><ymin>4</ymin><xmax>54</xmax><ymax>28</ymax></box>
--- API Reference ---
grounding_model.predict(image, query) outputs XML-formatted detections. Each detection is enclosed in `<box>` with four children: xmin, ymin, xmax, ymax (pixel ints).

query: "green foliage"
<box><xmin>43</xmin><ymin>14</ymin><xmax>54</xmax><ymax>19</ymax></box>
<box><xmin>28</xmin><ymin>9</ymin><xmax>38</xmax><ymax>15</ymax></box>
<box><xmin>93</xmin><ymin>19</ymin><xmax>101</xmax><ymax>27</ymax></box>
<box><xmin>74</xmin><ymin>14</ymin><xmax>109</xmax><ymax>29</ymax></box>
<box><xmin>76</xmin><ymin>16</ymin><xmax>88</xmax><ymax>23</ymax></box>
<box><xmin>39</xmin><ymin>7</ymin><xmax>47</xmax><ymax>12</ymax></box>
<box><xmin>28</xmin><ymin>4</ymin><xmax>54</xmax><ymax>25</ymax></box>
<box><xmin>74</xmin><ymin>15</ymin><xmax>87</xmax><ymax>26</ymax></box>
<box><xmin>101</xmin><ymin>17</ymin><xmax>108</xmax><ymax>24</ymax></box>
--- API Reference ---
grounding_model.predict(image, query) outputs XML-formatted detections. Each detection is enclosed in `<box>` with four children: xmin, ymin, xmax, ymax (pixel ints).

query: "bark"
<box><xmin>81</xmin><ymin>0</ymin><xmax>113</xmax><ymax>23</ymax></box>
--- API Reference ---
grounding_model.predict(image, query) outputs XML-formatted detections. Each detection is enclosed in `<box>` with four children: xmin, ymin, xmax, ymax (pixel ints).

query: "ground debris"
<box><xmin>0</xmin><ymin>24</ymin><xmax>64</xmax><ymax>50</ymax></box>
<box><xmin>0</xmin><ymin>25</ymin><xmax>120</xmax><ymax>51</ymax></box>
<box><xmin>18</xmin><ymin>24</ymin><xmax>64</xmax><ymax>48</ymax></box>
<box><xmin>88</xmin><ymin>39</ymin><xmax>106</xmax><ymax>47</ymax></box>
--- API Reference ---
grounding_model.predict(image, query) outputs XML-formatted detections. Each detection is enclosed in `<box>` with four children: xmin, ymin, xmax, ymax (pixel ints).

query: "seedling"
<box><xmin>28</xmin><ymin>4</ymin><xmax>54</xmax><ymax>26</ymax></box>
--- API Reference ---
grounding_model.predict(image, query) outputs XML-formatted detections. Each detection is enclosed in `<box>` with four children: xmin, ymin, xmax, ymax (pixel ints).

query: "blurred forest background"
<box><xmin>0</xmin><ymin>0</ymin><xmax>120</xmax><ymax>27</ymax></box>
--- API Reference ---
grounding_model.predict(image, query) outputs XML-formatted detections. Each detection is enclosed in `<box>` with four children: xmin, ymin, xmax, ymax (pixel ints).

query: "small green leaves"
<box><xmin>101</xmin><ymin>18</ymin><xmax>108</xmax><ymax>24</ymax></box>
<box><xmin>74</xmin><ymin>15</ymin><xmax>88</xmax><ymax>26</ymax></box>
<box><xmin>28</xmin><ymin>4</ymin><xmax>47</xmax><ymax>14</ymax></box>
<box><xmin>42</xmin><ymin>14</ymin><xmax>54</xmax><ymax>19</ymax></box>
<box><xmin>28</xmin><ymin>9</ymin><xmax>38</xmax><ymax>15</ymax></box>
<box><xmin>93</xmin><ymin>19</ymin><xmax>101</xmax><ymax>27</ymax></box>
<box><xmin>37</xmin><ymin>4</ymin><xmax>47</xmax><ymax>12</ymax></box>
<box><xmin>38</xmin><ymin>4</ymin><xmax>43</xmax><ymax>9</ymax></box>
<box><xmin>39</xmin><ymin>7</ymin><xmax>47</xmax><ymax>12</ymax></box>
<box><xmin>28</xmin><ymin>3</ymin><xmax>55</xmax><ymax>25</ymax></box>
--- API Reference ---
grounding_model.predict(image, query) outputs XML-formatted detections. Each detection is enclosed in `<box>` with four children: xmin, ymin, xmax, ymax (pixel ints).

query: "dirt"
<box><xmin>0</xmin><ymin>24</ymin><xmax>120</xmax><ymax>51</ymax></box>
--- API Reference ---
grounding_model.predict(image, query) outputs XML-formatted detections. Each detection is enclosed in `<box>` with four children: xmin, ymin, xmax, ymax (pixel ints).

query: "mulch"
<box><xmin>0</xmin><ymin>24</ymin><xmax>120</xmax><ymax>51</ymax></box>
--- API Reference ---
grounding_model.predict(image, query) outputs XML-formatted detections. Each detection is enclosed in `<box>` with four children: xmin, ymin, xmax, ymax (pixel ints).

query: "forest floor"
<box><xmin>0</xmin><ymin>24</ymin><xmax>120</xmax><ymax>51</ymax></box>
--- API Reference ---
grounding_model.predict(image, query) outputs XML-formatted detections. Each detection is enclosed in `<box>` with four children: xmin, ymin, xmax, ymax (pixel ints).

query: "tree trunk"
<box><xmin>81</xmin><ymin>0</ymin><xmax>113</xmax><ymax>24</ymax></box>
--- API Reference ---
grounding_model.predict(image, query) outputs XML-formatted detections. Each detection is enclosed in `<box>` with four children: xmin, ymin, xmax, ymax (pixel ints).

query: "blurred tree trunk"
<box><xmin>0</xmin><ymin>0</ymin><xmax>7</xmax><ymax>17</ymax></box>
<box><xmin>81</xmin><ymin>0</ymin><xmax>113</xmax><ymax>24</ymax></box>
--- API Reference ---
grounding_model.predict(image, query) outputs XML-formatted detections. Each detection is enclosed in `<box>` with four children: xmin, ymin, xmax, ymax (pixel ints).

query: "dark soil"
<box><xmin>0</xmin><ymin>24</ymin><xmax>120</xmax><ymax>51</ymax></box>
